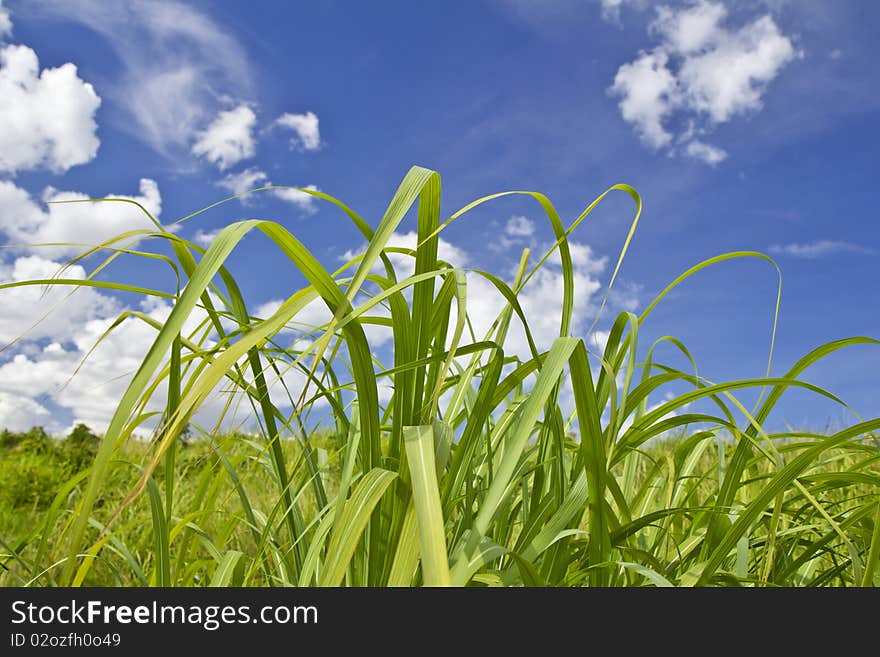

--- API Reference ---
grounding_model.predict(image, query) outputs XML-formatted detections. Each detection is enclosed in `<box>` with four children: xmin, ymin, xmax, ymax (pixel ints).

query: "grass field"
<box><xmin>1</xmin><ymin>166</ymin><xmax>878</xmax><ymax>586</ymax></box>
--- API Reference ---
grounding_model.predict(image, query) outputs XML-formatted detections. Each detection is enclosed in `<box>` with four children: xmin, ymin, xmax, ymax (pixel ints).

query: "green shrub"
<box><xmin>0</xmin><ymin>450</ymin><xmax>69</xmax><ymax>509</ymax></box>
<box><xmin>62</xmin><ymin>423</ymin><xmax>101</xmax><ymax>472</ymax></box>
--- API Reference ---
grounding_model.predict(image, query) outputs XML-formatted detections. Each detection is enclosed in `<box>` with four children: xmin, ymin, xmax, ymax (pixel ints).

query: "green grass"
<box><xmin>1</xmin><ymin>165</ymin><xmax>878</xmax><ymax>587</ymax></box>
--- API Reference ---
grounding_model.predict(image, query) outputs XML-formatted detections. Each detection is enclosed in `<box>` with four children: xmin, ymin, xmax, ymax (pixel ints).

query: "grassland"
<box><xmin>1</xmin><ymin>166</ymin><xmax>878</xmax><ymax>586</ymax></box>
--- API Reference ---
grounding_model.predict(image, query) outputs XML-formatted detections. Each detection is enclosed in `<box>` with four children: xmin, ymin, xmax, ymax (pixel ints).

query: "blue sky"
<box><xmin>0</xmin><ymin>0</ymin><xmax>877</xmax><ymax>434</ymax></box>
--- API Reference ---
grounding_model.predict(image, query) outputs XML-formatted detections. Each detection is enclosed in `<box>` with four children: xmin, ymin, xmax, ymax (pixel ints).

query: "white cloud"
<box><xmin>678</xmin><ymin>15</ymin><xmax>798</xmax><ymax>123</ymax></box>
<box><xmin>192</xmin><ymin>105</ymin><xmax>257</xmax><ymax>170</ymax></box>
<box><xmin>216</xmin><ymin>167</ymin><xmax>269</xmax><ymax>197</ymax></box>
<box><xmin>492</xmin><ymin>215</ymin><xmax>538</xmax><ymax>252</ymax></box>
<box><xmin>459</xmin><ymin>255</ymin><xmax>605</xmax><ymax>358</ymax></box>
<box><xmin>601</xmin><ymin>0</ymin><xmax>625</xmax><ymax>21</ymax></box>
<box><xmin>0</xmin><ymin>255</ymin><xmax>121</xmax><ymax>345</ymax></box>
<box><xmin>0</xmin><ymin>177</ymin><xmax>163</xmax><ymax>257</ymax></box>
<box><xmin>276</xmin><ymin>111</ymin><xmax>322</xmax><ymax>151</ymax></box>
<box><xmin>510</xmin><ymin>267</ymin><xmax>603</xmax><ymax>355</ymax></box>
<box><xmin>0</xmin><ymin>284</ymin><xmax>264</xmax><ymax>433</ymax></box>
<box><xmin>505</xmin><ymin>215</ymin><xmax>535</xmax><ymax>237</ymax></box>
<box><xmin>609</xmin><ymin>49</ymin><xmax>678</xmax><ymax>149</ymax></box>
<box><xmin>0</xmin><ymin>391</ymin><xmax>52</xmax><ymax>432</ymax></box>
<box><xmin>0</xmin><ymin>43</ymin><xmax>101</xmax><ymax>174</ymax></box>
<box><xmin>609</xmin><ymin>1</ymin><xmax>799</xmax><ymax>164</ymax></box>
<box><xmin>768</xmin><ymin>240</ymin><xmax>875</xmax><ymax>258</ymax></box>
<box><xmin>546</xmin><ymin>241</ymin><xmax>608</xmax><ymax>275</ymax></box>
<box><xmin>651</xmin><ymin>1</ymin><xmax>726</xmax><ymax>55</ymax></box>
<box><xmin>600</xmin><ymin>0</ymin><xmax>650</xmax><ymax>24</ymax></box>
<box><xmin>0</xmin><ymin>0</ymin><xmax>12</xmax><ymax>39</ymax></box>
<box><xmin>377</xmin><ymin>381</ymin><xmax>394</xmax><ymax>405</ymax></box>
<box><xmin>193</xmin><ymin>228</ymin><xmax>220</xmax><ymax>247</ymax></box>
<box><xmin>0</xmin><ymin>300</ymin><xmax>164</xmax><ymax>432</ymax></box>
<box><xmin>214</xmin><ymin>169</ymin><xmax>318</xmax><ymax>212</ymax></box>
<box><xmin>435</xmin><ymin>237</ymin><xmax>610</xmax><ymax>359</ymax></box>
<box><xmin>684</xmin><ymin>138</ymin><xmax>727</xmax><ymax>165</ymax></box>
<box><xmin>273</xmin><ymin>185</ymin><xmax>320</xmax><ymax>214</ymax></box>
<box><xmin>588</xmin><ymin>330</ymin><xmax>610</xmax><ymax>354</ymax></box>
<box><xmin>31</xmin><ymin>0</ymin><xmax>253</xmax><ymax>158</ymax></box>
<box><xmin>608</xmin><ymin>280</ymin><xmax>641</xmax><ymax>313</ymax></box>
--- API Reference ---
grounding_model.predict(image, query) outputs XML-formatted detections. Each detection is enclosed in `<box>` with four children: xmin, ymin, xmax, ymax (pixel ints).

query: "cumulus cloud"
<box><xmin>31</xmin><ymin>0</ymin><xmax>253</xmax><ymax>159</ymax></box>
<box><xmin>0</xmin><ymin>177</ymin><xmax>163</xmax><ymax>257</ymax></box>
<box><xmin>609</xmin><ymin>49</ymin><xmax>678</xmax><ymax>148</ymax></box>
<box><xmin>0</xmin><ymin>43</ymin><xmax>101</xmax><ymax>174</ymax></box>
<box><xmin>192</xmin><ymin>105</ymin><xmax>257</xmax><ymax>170</ymax></box>
<box><xmin>275</xmin><ymin>111</ymin><xmax>322</xmax><ymax>151</ymax></box>
<box><xmin>459</xmin><ymin>240</ymin><xmax>608</xmax><ymax>358</ymax></box>
<box><xmin>0</xmin><ymin>296</ymin><xmax>166</xmax><ymax>432</ymax></box>
<box><xmin>768</xmin><ymin>240</ymin><xmax>876</xmax><ymax>259</ymax></box>
<box><xmin>609</xmin><ymin>1</ymin><xmax>800</xmax><ymax>163</ymax></box>
<box><xmin>0</xmin><ymin>255</ymin><xmax>121</xmax><ymax>345</ymax></box>
<box><xmin>0</xmin><ymin>278</ymin><xmax>281</xmax><ymax>434</ymax></box>
<box><xmin>677</xmin><ymin>15</ymin><xmax>798</xmax><ymax>123</ymax></box>
<box><xmin>0</xmin><ymin>392</ymin><xmax>52</xmax><ymax>432</ymax></box>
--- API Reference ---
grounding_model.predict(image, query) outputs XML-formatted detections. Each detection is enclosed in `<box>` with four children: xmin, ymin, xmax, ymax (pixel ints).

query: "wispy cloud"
<box><xmin>0</xmin><ymin>0</ymin><xmax>12</xmax><ymax>38</ymax></box>
<box><xmin>213</xmin><ymin>167</ymin><xmax>320</xmax><ymax>212</ymax></box>
<box><xmin>193</xmin><ymin>228</ymin><xmax>220</xmax><ymax>247</ymax></box>
<box><xmin>768</xmin><ymin>240</ymin><xmax>876</xmax><ymax>258</ymax></box>
<box><xmin>490</xmin><ymin>215</ymin><xmax>537</xmax><ymax>252</ymax></box>
<box><xmin>216</xmin><ymin>168</ymin><xmax>269</xmax><ymax>198</ymax></box>
<box><xmin>600</xmin><ymin>0</ymin><xmax>646</xmax><ymax>24</ymax></box>
<box><xmin>684</xmin><ymin>138</ymin><xmax>727</xmax><ymax>165</ymax></box>
<box><xmin>505</xmin><ymin>215</ymin><xmax>535</xmax><ymax>237</ymax></box>
<box><xmin>273</xmin><ymin>185</ymin><xmax>320</xmax><ymax>215</ymax></box>
<box><xmin>31</xmin><ymin>0</ymin><xmax>253</xmax><ymax>159</ymax></box>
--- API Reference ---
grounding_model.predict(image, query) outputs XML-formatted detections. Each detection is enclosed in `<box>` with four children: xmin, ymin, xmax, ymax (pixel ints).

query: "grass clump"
<box><xmin>0</xmin><ymin>166</ymin><xmax>878</xmax><ymax>587</ymax></box>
